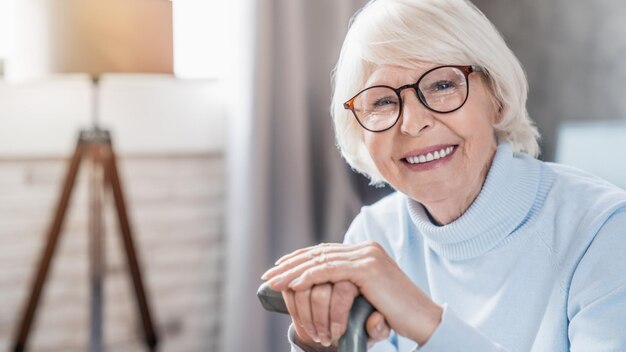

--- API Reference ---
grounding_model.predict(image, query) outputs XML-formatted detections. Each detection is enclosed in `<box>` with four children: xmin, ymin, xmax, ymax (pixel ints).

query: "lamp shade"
<box><xmin>7</xmin><ymin>0</ymin><xmax>173</xmax><ymax>82</ymax></box>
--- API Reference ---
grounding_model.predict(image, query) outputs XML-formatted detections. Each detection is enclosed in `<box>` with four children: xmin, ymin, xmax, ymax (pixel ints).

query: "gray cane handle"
<box><xmin>257</xmin><ymin>281</ymin><xmax>375</xmax><ymax>352</ymax></box>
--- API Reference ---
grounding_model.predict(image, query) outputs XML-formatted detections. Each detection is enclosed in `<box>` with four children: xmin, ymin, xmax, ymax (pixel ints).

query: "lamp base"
<box><xmin>12</xmin><ymin>128</ymin><xmax>158</xmax><ymax>352</ymax></box>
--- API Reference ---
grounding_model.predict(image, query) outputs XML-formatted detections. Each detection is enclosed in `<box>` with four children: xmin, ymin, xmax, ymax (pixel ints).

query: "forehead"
<box><xmin>364</xmin><ymin>62</ymin><xmax>439</xmax><ymax>87</ymax></box>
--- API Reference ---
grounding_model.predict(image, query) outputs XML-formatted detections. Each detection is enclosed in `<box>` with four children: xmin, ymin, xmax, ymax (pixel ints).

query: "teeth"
<box><xmin>405</xmin><ymin>146</ymin><xmax>455</xmax><ymax>164</ymax></box>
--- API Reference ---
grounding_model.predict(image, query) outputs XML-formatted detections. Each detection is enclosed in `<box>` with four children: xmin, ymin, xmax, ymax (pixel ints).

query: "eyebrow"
<box><xmin>364</xmin><ymin>65</ymin><xmax>435</xmax><ymax>87</ymax></box>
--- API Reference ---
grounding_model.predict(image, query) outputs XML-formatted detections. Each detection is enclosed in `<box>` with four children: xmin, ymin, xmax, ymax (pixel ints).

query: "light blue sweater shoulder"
<box><xmin>342</xmin><ymin>143</ymin><xmax>626</xmax><ymax>351</ymax></box>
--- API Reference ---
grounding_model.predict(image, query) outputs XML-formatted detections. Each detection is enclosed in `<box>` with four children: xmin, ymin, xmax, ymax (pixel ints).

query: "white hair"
<box><xmin>331</xmin><ymin>0</ymin><xmax>541</xmax><ymax>184</ymax></box>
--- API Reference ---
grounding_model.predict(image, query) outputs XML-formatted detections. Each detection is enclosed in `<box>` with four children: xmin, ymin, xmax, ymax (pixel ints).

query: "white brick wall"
<box><xmin>0</xmin><ymin>153</ymin><xmax>224</xmax><ymax>352</ymax></box>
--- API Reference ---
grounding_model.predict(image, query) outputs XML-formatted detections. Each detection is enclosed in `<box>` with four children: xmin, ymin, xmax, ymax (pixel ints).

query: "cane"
<box><xmin>257</xmin><ymin>282</ymin><xmax>375</xmax><ymax>352</ymax></box>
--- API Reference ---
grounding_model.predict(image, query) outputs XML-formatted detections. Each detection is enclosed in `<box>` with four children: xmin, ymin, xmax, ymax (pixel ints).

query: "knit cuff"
<box><xmin>288</xmin><ymin>324</ymin><xmax>332</xmax><ymax>352</ymax></box>
<box><xmin>288</xmin><ymin>324</ymin><xmax>310</xmax><ymax>352</ymax></box>
<box><xmin>415</xmin><ymin>304</ymin><xmax>507</xmax><ymax>352</ymax></box>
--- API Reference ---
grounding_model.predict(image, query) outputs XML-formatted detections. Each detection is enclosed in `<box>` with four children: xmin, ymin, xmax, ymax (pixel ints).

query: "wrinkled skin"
<box><xmin>263</xmin><ymin>63</ymin><xmax>500</xmax><ymax>350</ymax></box>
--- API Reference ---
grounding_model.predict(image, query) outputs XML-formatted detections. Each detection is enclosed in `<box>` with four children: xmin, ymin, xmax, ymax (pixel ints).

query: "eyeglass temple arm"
<box><xmin>471</xmin><ymin>65</ymin><xmax>487</xmax><ymax>74</ymax></box>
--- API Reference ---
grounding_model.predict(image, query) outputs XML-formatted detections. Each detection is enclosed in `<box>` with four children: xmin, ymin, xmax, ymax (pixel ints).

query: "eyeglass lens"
<box><xmin>351</xmin><ymin>66</ymin><xmax>469</xmax><ymax>131</ymax></box>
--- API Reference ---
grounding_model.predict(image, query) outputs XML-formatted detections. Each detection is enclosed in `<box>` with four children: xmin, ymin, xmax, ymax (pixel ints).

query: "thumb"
<box><xmin>366</xmin><ymin>311</ymin><xmax>390</xmax><ymax>343</ymax></box>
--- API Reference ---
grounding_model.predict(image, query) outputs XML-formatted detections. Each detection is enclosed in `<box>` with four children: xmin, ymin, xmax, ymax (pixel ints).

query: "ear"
<box><xmin>482</xmin><ymin>75</ymin><xmax>503</xmax><ymax>125</ymax></box>
<box><xmin>491</xmin><ymin>97</ymin><xmax>504</xmax><ymax>124</ymax></box>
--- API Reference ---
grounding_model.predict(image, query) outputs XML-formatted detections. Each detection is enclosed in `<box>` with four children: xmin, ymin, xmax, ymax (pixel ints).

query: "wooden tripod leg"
<box><xmin>13</xmin><ymin>141</ymin><xmax>85</xmax><ymax>352</ymax></box>
<box><xmin>101</xmin><ymin>142</ymin><xmax>158</xmax><ymax>350</ymax></box>
<box><xmin>89</xmin><ymin>143</ymin><xmax>105</xmax><ymax>352</ymax></box>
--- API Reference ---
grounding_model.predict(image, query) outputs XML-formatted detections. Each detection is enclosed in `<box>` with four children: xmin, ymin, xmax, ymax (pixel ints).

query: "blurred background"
<box><xmin>0</xmin><ymin>0</ymin><xmax>624</xmax><ymax>351</ymax></box>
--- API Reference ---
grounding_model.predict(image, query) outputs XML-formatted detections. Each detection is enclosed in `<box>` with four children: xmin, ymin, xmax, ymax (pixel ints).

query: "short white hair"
<box><xmin>331</xmin><ymin>0</ymin><xmax>541</xmax><ymax>184</ymax></box>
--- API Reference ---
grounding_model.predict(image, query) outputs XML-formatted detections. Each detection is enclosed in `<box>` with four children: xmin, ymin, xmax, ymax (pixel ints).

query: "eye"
<box><xmin>432</xmin><ymin>80</ymin><xmax>455</xmax><ymax>91</ymax></box>
<box><xmin>373</xmin><ymin>97</ymin><xmax>397</xmax><ymax>107</ymax></box>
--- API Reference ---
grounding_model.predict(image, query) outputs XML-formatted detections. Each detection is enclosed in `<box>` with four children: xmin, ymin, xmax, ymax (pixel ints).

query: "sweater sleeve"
<box><xmin>567</xmin><ymin>206</ymin><xmax>626</xmax><ymax>351</ymax></box>
<box><xmin>288</xmin><ymin>325</ymin><xmax>308</xmax><ymax>352</ymax></box>
<box><xmin>341</xmin><ymin>205</ymin><xmax>510</xmax><ymax>351</ymax></box>
<box><xmin>286</xmin><ymin>324</ymin><xmax>319</xmax><ymax>352</ymax></box>
<box><xmin>343</xmin><ymin>205</ymin><xmax>512</xmax><ymax>351</ymax></box>
<box><xmin>415</xmin><ymin>305</ymin><xmax>508</xmax><ymax>352</ymax></box>
<box><xmin>343</xmin><ymin>210</ymin><xmax>370</xmax><ymax>245</ymax></box>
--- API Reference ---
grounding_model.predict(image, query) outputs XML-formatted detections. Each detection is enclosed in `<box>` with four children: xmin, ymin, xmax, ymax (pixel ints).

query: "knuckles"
<box><xmin>364</xmin><ymin>241</ymin><xmax>384</xmax><ymax>255</ymax></box>
<box><xmin>310</xmin><ymin>284</ymin><xmax>332</xmax><ymax>305</ymax></box>
<box><xmin>330</xmin><ymin>282</ymin><xmax>358</xmax><ymax>317</ymax></box>
<box><xmin>307</xmin><ymin>250</ymin><xmax>320</xmax><ymax>260</ymax></box>
<box><xmin>359</xmin><ymin>257</ymin><xmax>379</xmax><ymax>276</ymax></box>
<box><xmin>359</xmin><ymin>241</ymin><xmax>387</xmax><ymax>273</ymax></box>
<box><xmin>334</xmin><ymin>281</ymin><xmax>358</xmax><ymax>298</ymax></box>
<box><xmin>294</xmin><ymin>289</ymin><xmax>311</xmax><ymax>305</ymax></box>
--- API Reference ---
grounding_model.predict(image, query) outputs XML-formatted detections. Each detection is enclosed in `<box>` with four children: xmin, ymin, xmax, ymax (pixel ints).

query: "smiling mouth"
<box><xmin>403</xmin><ymin>145</ymin><xmax>458</xmax><ymax>164</ymax></box>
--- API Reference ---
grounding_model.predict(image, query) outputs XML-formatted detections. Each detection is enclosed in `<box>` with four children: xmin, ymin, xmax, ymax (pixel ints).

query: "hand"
<box><xmin>281</xmin><ymin>281</ymin><xmax>391</xmax><ymax>349</ymax></box>
<box><xmin>262</xmin><ymin>242</ymin><xmax>443</xmax><ymax>346</ymax></box>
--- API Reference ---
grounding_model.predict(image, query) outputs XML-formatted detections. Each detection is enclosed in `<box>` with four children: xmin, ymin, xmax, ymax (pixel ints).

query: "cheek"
<box><xmin>458</xmin><ymin>126</ymin><xmax>495</xmax><ymax>167</ymax></box>
<box><xmin>446</xmin><ymin>108</ymin><xmax>497</xmax><ymax>171</ymax></box>
<box><xmin>463</xmin><ymin>129</ymin><xmax>497</xmax><ymax>178</ymax></box>
<box><xmin>455</xmin><ymin>96</ymin><xmax>498</xmax><ymax>144</ymax></box>
<box><xmin>363</xmin><ymin>132</ymin><xmax>390</xmax><ymax>161</ymax></box>
<box><xmin>363</xmin><ymin>133</ymin><xmax>399</xmax><ymax>176</ymax></box>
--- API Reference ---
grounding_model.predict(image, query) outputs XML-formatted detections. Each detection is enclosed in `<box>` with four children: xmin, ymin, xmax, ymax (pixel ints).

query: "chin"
<box><xmin>404</xmin><ymin>185</ymin><xmax>454</xmax><ymax>205</ymax></box>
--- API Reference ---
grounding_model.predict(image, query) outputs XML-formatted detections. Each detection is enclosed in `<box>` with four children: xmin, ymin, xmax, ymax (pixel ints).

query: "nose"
<box><xmin>398</xmin><ymin>89</ymin><xmax>434</xmax><ymax>136</ymax></box>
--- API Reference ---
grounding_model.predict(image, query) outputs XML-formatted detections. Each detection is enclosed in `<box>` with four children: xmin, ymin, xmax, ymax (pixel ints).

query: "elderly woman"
<box><xmin>262</xmin><ymin>0</ymin><xmax>626</xmax><ymax>350</ymax></box>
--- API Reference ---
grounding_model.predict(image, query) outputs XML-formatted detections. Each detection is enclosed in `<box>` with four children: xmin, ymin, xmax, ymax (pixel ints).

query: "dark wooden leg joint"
<box><xmin>12</xmin><ymin>130</ymin><xmax>158</xmax><ymax>351</ymax></box>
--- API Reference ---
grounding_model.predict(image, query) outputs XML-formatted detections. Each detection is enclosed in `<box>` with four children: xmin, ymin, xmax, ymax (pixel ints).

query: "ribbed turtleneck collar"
<box><xmin>406</xmin><ymin>142</ymin><xmax>541</xmax><ymax>260</ymax></box>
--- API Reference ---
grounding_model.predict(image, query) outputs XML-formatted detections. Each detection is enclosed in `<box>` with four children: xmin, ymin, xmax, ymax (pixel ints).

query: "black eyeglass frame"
<box><xmin>343</xmin><ymin>65</ymin><xmax>487</xmax><ymax>132</ymax></box>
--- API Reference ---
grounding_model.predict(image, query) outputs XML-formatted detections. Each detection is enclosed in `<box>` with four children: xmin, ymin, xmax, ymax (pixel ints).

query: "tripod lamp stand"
<box><xmin>7</xmin><ymin>0</ymin><xmax>174</xmax><ymax>351</ymax></box>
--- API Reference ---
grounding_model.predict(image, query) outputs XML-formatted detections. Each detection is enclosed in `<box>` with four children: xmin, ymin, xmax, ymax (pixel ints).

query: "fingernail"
<box><xmin>267</xmin><ymin>276</ymin><xmax>284</xmax><ymax>288</ymax></box>
<box><xmin>320</xmin><ymin>336</ymin><xmax>331</xmax><ymax>347</ymax></box>
<box><xmin>330</xmin><ymin>323</ymin><xmax>342</xmax><ymax>342</ymax></box>
<box><xmin>376</xmin><ymin>323</ymin><xmax>383</xmax><ymax>335</ymax></box>
<box><xmin>312</xmin><ymin>335</ymin><xmax>320</xmax><ymax>343</ymax></box>
<box><xmin>262</xmin><ymin>266</ymin><xmax>278</xmax><ymax>280</ymax></box>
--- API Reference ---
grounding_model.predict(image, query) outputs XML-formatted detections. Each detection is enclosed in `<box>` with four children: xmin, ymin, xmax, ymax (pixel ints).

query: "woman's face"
<box><xmin>362</xmin><ymin>63</ymin><xmax>499</xmax><ymax>209</ymax></box>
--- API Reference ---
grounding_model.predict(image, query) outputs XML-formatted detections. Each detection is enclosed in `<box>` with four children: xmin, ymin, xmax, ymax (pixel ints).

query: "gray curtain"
<box><xmin>221</xmin><ymin>1</ymin><xmax>388</xmax><ymax>351</ymax></box>
<box><xmin>472</xmin><ymin>0</ymin><xmax>626</xmax><ymax>160</ymax></box>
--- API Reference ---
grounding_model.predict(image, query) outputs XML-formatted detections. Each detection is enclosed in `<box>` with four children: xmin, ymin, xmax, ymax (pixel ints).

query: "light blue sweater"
<box><xmin>289</xmin><ymin>142</ymin><xmax>626</xmax><ymax>351</ymax></box>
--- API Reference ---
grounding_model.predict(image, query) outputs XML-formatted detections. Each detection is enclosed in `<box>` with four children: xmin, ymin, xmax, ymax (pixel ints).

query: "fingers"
<box><xmin>310</xmin><ymin>284</ymin><xmax>332</xmax><ymax>347</ymax></box>
<box><xmin>290</xmin><ymin>285</ymin><xmax>336</xmax><ymax>347</ymax></box>
<box><xmin>293</xmin><ymin>288</ymin><xmax>318</xmax><ymax>343</ymax></box>
<box><xmin>274</xmin><ymin>242</ymin><xmax>337</xmax><ymax>265</ymax></box>
<box><xmin>265</xmin><ymin>244</ymin><xmax>379</xmax><ymax>292</ymax></box>
<box><xmin>266</xmin><ymin>256</ymin><xmax>331</xmax><ymax>289</ymax></box>
<box><xmin>263</xmin><ymin>243</ymin><xmax>365</xmax><ymax>282</ymax></box>
<box><xmin>268</xmin><ymin>241</ymin><xmax>418</xmax><ymax>348</ymax></box>
<box><xmin>266</xmin><ymin>253</ymin><xmax>357</xmax><ymax>291</ymax></box>
<box><xmin>281</xmin><ymin>282</ymin><xmax>363</xmax><ymax>348</ymax></box>
<box><xmin>288</xmin><ymin>259</ymin><xmax>365</xmax><ymax>291</ymax></box>
<box><xmin>284</xmin><ymin>242</ymin><xmax>389</xmax><ymax>291</ymax></box>
<box><xmin>366</xmin><ymin>311</ymin><xmax>391</xmax><ymax>343</ymax></box>
<box><xmin>283</xmin><ymin>290</ymin><xmax>315</xmax><ymax>345</ymax></box>
<box><xmin>329</xmin><ymin>281</ymin><xmax>359</xmax><ymax>344</ymax></box>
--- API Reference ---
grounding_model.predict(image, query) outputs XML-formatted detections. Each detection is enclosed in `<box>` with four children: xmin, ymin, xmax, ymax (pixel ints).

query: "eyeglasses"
<box><xmin>343</xmin><ymin>65</ymin><xmax>486</xmax><ymax>132</ymax></box>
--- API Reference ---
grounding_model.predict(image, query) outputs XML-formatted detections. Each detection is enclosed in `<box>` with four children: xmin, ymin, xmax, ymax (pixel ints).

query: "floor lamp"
<box><xmin>7</xmin><ymin>1</ymin><xmax>174</xmax><ymax>351</ymax></box>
